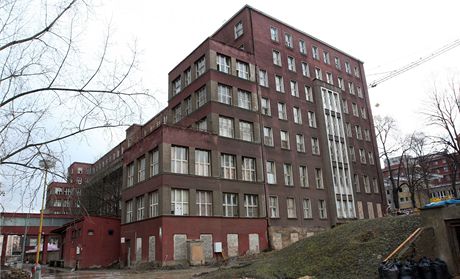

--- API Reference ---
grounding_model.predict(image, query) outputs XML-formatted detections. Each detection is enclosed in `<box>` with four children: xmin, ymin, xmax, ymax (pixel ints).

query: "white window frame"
<box><xmin>171</xmin><ymin>146</ymin><xmax>188</xmax><ymax>174</ymax></box>
<box><xmin>171</xmin><ymin>189</ymin><xmax>189</xmax><ymax>215</ymax></box>
<box><xmin>221</xmin><ymin>154</ymin><xmax>236</xmax><ymax>179</ymax></box>
<box><xmin>266</xmin><ymin>161</ymin><xmax>276</xmax><ymax>184</ymax></box>
<box><xmin>223</xmin><ymin>193</ymin><xmax>238</xmax><ymax>217</ymax></box>
<box><xmin>283</xmin><ymin>163</ymin><xmax>293</xmax><ymax>186</ymax></box>
<box><xmin>244</xmin><ymin>194</ymin><xmax>259</xmax><ymax>217</ymax></box>
<box><xmin>196</xmin><ymin>190</ymin><xmax>212</xmax><ymax>216</ymax></box>
<box><xmin>287</xmin><ymin>198</ymin><xmax>297</xmax><ymax>218</ymax></box>
<box><xmin>242</xmin><ymin>157</ymin><xmax>256</xmax><ymax>182</ymax></box>
<box><xmin>303</xmin><ymin>199</ymin><xmax>312</xmax><ymax>218</ymax></box>
<box><xmin>195</xmin><ymin>149</ymin><xmax>210</xmax><ymax>176</ymax></box>
<box><xmin>269</xmin><ymin>196</ymin><xmax>279</xmax><ymax>218</ymax></box>
<box><xmin>219</xmin><ymin>116</ymin><xmax>234</xmax><ymax>138</ymax></box>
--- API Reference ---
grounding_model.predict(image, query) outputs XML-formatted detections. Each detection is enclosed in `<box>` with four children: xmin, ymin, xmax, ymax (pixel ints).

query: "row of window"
<box><xmin>262</xmin><ymin>126</ymin><xmax>320</xmax><ymax>154</ymax></box>
<box><xmin>171</xmin><ymin>56</ymin><xmax>206</xmax><ymax>98</ymax></box>
<box><xmin>125</xmin><ymin>189</ymin><xmax>327</xmax><ymax>222</ymax></box>
<box><xmin>52</xmin><ymin>187</ymin><xmax>81</xmax><ymax>196</ymax></box>
<box><xmin>125</xmin><ymin>190</ymin><xmax>260</xmax><ymax>222</ymax></box>
<box><xmin>49</xmin><ymin>199</ymin><xmax>79</xmax><ymax>208</ymax></box>
<box><xmin>262</xmin><ymin>67</ymin><xmax>359</xmax><ymax>100</ymax></box>
<box><xmin>269</xmin><ymin>26</ymin><xmax>361</xmax><ymax>78</ymax></box>
<box><xmin>172</xmin><ymin>86</ymin><xmax>207</xmax><ymax>123</ymax></box>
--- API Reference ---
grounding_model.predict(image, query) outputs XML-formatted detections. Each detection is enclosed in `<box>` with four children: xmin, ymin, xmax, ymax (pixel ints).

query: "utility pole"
<box><xmin>33</xmin><ymin>159</ymin><xmax>55</xmax><ymax>279</ymax></box>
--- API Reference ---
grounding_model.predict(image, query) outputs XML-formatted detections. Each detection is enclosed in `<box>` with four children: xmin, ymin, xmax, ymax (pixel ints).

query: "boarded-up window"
<box><xmin>173</xmin><ymin>234</ymin><xmax>187</xmax><ymax>261</ymax></box>
<box><xmin>227</xmin><ymin>234</ymin><xmax>238</xmax><ymax>257</ymax></box>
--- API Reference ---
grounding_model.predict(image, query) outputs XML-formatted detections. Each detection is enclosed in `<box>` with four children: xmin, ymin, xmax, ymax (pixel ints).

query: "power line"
<box><xmin>369</xmin><ymin>39</ymin><xmax>460</xmax><ymax>88</ymax></box>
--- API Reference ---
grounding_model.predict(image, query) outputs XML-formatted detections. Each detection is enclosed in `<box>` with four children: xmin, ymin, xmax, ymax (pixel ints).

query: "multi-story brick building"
<box><xmin>383</xmin><ymin>152</ymin><xmax>460</xmax><ymax>211</ymax></box>
<box><xmin>45</xmin><ymin>162</ymin><xmax>92</xmax><ymax>214</ymax></box>
<box><xmin>120</xmin><ymin>5</ymin><xmax>384</xmax><ymax>265</ymax></box>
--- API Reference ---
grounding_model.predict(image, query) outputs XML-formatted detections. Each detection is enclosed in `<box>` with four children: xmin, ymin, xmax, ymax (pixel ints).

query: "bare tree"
<box><xmin>424</xmin><ymin>81</ymin><xmax>460</xmax><ymax>198</ymax></box>
<box><xmin>0</xmin><ymin>0</ymin><xmax>152</xmax><ymax>208</ymax></box>
<box><xmin>399</xmin><ymin>133</ymin><xmax>436</xmax><ymax>208</ymax></box>
<box><xmin>374</xmin><ymin>115</ymin><xmax>407</xmax><ymax>209</ymax></box>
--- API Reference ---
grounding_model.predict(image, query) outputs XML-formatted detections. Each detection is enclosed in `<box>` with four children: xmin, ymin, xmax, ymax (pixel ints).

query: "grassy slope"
<box><xmin>202</xmin><ymin>215</ymin><xmax>421</xmax><ymax>279</ymax></box>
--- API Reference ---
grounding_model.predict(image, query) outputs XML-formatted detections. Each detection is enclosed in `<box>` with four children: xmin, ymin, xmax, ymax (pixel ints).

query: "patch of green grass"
<box><xmin>201</xmin><ymin>215</ymin><xmax>421</xmax><ymax>279</ymax></box>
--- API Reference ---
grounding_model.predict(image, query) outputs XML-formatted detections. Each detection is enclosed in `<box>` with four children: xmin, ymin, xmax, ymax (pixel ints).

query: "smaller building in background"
<box><xmin>383</xmin><ymin>153</ymin><xmax>460</xmax><ymax>211</ymax></box>
<box><xmin>52</xmin><ymin>216</ymin><xmax>120</xmax><ymax>269</ymax></box>
<box><xmin>45</xmin><ymin>162</ymin><xmax>92</xmax><ymax>215</ymax></box>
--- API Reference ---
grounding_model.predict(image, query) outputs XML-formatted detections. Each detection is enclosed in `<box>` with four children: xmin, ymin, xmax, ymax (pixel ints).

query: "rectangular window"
<box><xmin>261</xmin><ymin>98</ymin><xmax>271</xmax><ymax>115</ymax></box>
<box><xmin>263</xmin><ymin>126</ymin><xmax>274</xmax><ymax>146</ymax></box>
<box><xmin>217</xmin><ymin>54</ymin><xmax>230</xmax><ymax>73</ymax></box>
<box><xmin>127</xmin><ymin>163</ymin><xmax>134</xmax><ymax>187</ymax></box>
<box><xmin>361</xmin><ymin>107</ymin><xmax>367</xmax><ymax>119</ymax></box>
<box><xmin>195</xmin><ymin>149</ymin><xmax>210</xmax><ymax>176</ymax></box>
<box><xmin>280</xmin><ymin>130</ymin><xmax>290</xmax><ymax>149</ymax></box>
<box><xmin>234</xmin><ymin>21</ymin><xmax>243</xmax><ymax>38</ymax></box>
<box><xmin>312</xmin><ymin>46</ymin><xmax>319</xmax><ymax>60</ymax></box>
<box><xmin>196</xmin><ymin>86</ymin><xmax>207</xmax><ymax>108</ymax></box>
<box><xmin>136</xmin><ymin>195</ymin><xmax>144</xmax><ymax>221</ymax></box>
<box><xmin>352</xmin><ymin>103</ymin><xmax>358</xmax><ymax>117</ymax></box>
<box><xmin>354</xmin><ymin>66</ymin><xmax>360</xmax><ymax>78</ymax></box>
<box><xmin>342</xmin><ymin>99</ymin><xmax>349</xmax><ymax>114</ymax></box>
<box><xmin>244</xmin><ymin>194</ymin><xmax>259</xmax><ymax>217</ymax></box>
<box><xmin>172</xmin><ymin>77</ymin><xmax>181</xmax><ymax>96</ymax></box>
<box><xmin>349</xmin><ymin>146</ymin><xmax>356</xmax><ymax>162</ymax></box>
<box><xmin>126</xmin><ymin>200</ymin><xmax>133</xmax><ymax>222</ymax></box>
<box><xmin>355</xmin><ymin>125</ymin><xmax>363</xmax><ymax>140</ymax></box>
<box><xmin>301</xmin><ymin>62</ymin><xmax>310</xmax><ymax>77</ymax></box>
<box><xmin>315</xmin><ymin>168</ymin><xmax>323</xmax><ymax>189</ymax></box>
<box><xmin>242</xmin><ymin>157</ymin><xmax>256</xmax><ymax>182</ymax></box>
<box><xmin>373</xmin><ymin>178</ymin><xmax>379</xmax><ymax>193</ymax></box>
<box><xmin>308</xmin><ymin>111</ymin><xmax>317</xmax><ymax>128</ymax></box>
<box><xmin>270</xmin><ymin>27</ymin><xmax>279</xmax><ymax>42</ymax></box>
<box><xmin>173</xmin><ymin>105</ymin><xmax>182</xmax><ymax>123</ymax></box>
<box><xmin>354</xmin><ymin>174</ymin><xmax>361</xmax><ymax>192</ymax></box>
<box><xmin>348</xmin><ymin>82</ymin><xmax>355</xmax><ymax>95</ymax></box>
<box><xmin>335</xmin><ymin>57</ymin><xmax>341</xmax><ymax>70</ymax></box>
<box><xmin>278</xmin><ymin>102</ymin><xmax>287</xmax><ymax>120</ymax></box>
<box><xmin>237</xmin><ymin>89</ymin><xmax>252</xmax><ymax>110</ymax></box>
<box><xmin>311</xmin><ymin>137</ymin><xmax>320</xmax><ymax>155</ymax></box>
<box><xmin>283</xmin><ymin>163</ymin><xmax>293</xmax><ymax>186</ymax></box>
<box><xmin>346</xmin><ymin>123</ymin><xmax>352</xmax><ymax>137</ymax></box>
<box><xmin>171</xmin><ymin>146</ymin><xmax>188</xmax><ymax>174</ymax></box>
<box><xmin>218</xmin><ymin>84</ymin><xmax>232</xmax><ymax>105</ymax></box>
<box><xmin>171</xmin><ymin>189</ymin><xmax>189</xmax><ymax>215</ymax></box>
<box><xmin>305</xmin><ymin>86</ymin><xmax>313</xmax><ymax>102</ymax></box>
<box><xmin>293</xmin><ymin>107</ymin><xmax>302</xmax><ymax>124</ymax></box>
<box><xmin>195</xmin><ymin>56</ymin><xmax>206</xmax><ymax>77</ymax></box>
<box><xmin>221</xmin><ymin>154</ymin><xmax>236</xmax><ymax>179</ymax></box>
<box><xmin>285</xmin><ymin>33</ymin><xmax>293</xmax><ymax>48</ymax></box>
<box><xmin>272</xmin><ymin>50</ymin><xmax>281</xmax><ymax>66</ymax></box>
<box><xmin>275</xmin><ymin>75</ymin><xmax>284</xmax><ymax>92</ymax></box>
<box><xmin>259</xmin><ymin>69</ymin><xmax>268</xmax><ymax>87</ymax></box>
<box><xmin>315</xmin><ymin>67</ymin><xmax>322</xmax><ymax>80</ymax></box>
<box><xmin>368</xmin><ymin>152</ymin><xmax>375</xmax><ymax>165</ymax></box>
<box><xmin>359</xmin><ymin>149</ymin><xmax>366</xmax><ymax>164</ymax></box>
<box><xmin>290</xmin><ymin>80</ymin><xmax>299</xmax><ymax>97</ymax></box>
<box><xmin>323</xmin><ymin>51</ymin><xmax>330</xmax><ymax>64</ymax></box>
<box><xmin>303</xmin><ymin>199</ymin><xmax>312</xmax><ymax>218</ymax></box>
<box><xmin>357</xmin><ymin>86</ymin><xmax>363</xmax><ymax>98</ymax></box>
<box><xmin>196</xmin><ymin>118</ymin><xmax>207</xmax><ymax>132</ymax></box>
<box><xmin>219</xmin><ymin>116</ymin><xmax>234</xmax><ymax>138</ymax></box>
<box><xmin>196</xmin><ymin>190</ymin><xmax>212</xmax><ymax>216</ymax></box>
<box><xmin>236</xmin><ymin>60</ymin><xmax>249</xmax><ymax>80</ymax></box>
<box><xmin>240</xmin><ymin>121</ymin><xmax>254</xmax><ymax>142</ymax></box>
<box><xmin>345</xmin><ymin>61</ymin><xmax>351</xmax><ymax>74</ymax></box>
<box><xmin>338</xmin><ymin>77</ymin><xmax>345</xmax><ymax>90</ymax></box>
<box><xmin>326</xmin><ymin>72</ymin><xmax>333</xmax><ymax>84</ymax></box>
<box><xmin>184</xmin><ymin>68</ymin><xmax>191</xmax><ymax>86</ymax></box>
<box><xmin>138</xmin><ymin>157</ymin><xmax>146</xmax><ymax>182</ymax></box>
<box><xmin>269</xmin><ymin>196</ymin><xmax>279</xmax><ymax>218</ymax></box>
<box><xmin>299</xmin><ymin>166</ymin><xmax>308</xmax><ymax>187</ymax></box>
<box><xmin>319</xmin><ymin>200</ymin><xmax>327</xmax><ymax>219</ymax></box>
<box><xmin>299</xmin><ymin>40</ymin><xmax>307</xmax><ymax>54</ymax></box>
<box><xmin>149</xmin><ymin>191</ymin><xmax>159</xmax><ymax>217</ymax></box>
<box><xmin>364</xmin><ymin>176</ymin><xmax>371</xmax><ymax>193</ymax></box>
<box><xmin>287</xmin><ymin>56</ymin><xmax>296</xmax><ymax>71</ymax></box>
<box><xmin>184</xmin><ymin>96</ymin><xmax>192</xmax><ymax>116</ymax></box>
<box><xmin>287</xmin><ymin>198</ymin><xmax>296</xmax><ymax>218</ymax></box>
<box><xmin>296</xmin><ymin>134</ymin><xmax>305</xmax><ymax>152</ymax></box>
<box><xmin>223</xmin><ymin>193</ymin><xmax>238</xmax><ymax>217</ymax></box>
<box><xmin>266</xmin><ymin>161</ymin><xmax>276</xmax><ymax>184</ymax></box>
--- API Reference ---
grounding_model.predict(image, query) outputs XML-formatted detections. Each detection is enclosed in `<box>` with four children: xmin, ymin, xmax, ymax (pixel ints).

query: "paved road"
<box><xmin>17</xmin><ymin>264</ymin><xmax>217</xmax><ymax>279</ymax></box>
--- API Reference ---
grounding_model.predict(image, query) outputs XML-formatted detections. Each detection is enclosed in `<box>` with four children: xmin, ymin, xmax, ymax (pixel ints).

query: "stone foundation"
<box><xmin>268</xmin><ymin>226</ymin><xmax>326</xmax><ymax>250</ymax></box>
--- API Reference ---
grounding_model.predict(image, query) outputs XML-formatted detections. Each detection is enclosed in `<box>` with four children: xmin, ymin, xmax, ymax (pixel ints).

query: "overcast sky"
<box><xmin>76</xmin><ymin>0</ymin><xmax>460</xmax><ymax>158</ymax></box>
<box><xmin>3</xmin><ymin>0</ymin><xmax>460</xmax><ymax>212</ymax></box>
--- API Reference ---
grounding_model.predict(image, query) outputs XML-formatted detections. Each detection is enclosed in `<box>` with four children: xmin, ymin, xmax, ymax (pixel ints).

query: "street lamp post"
<box><xmin>33</xmin><ymin>159</ymin><xmax>55</xmax><ymax>279</ymax></box>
